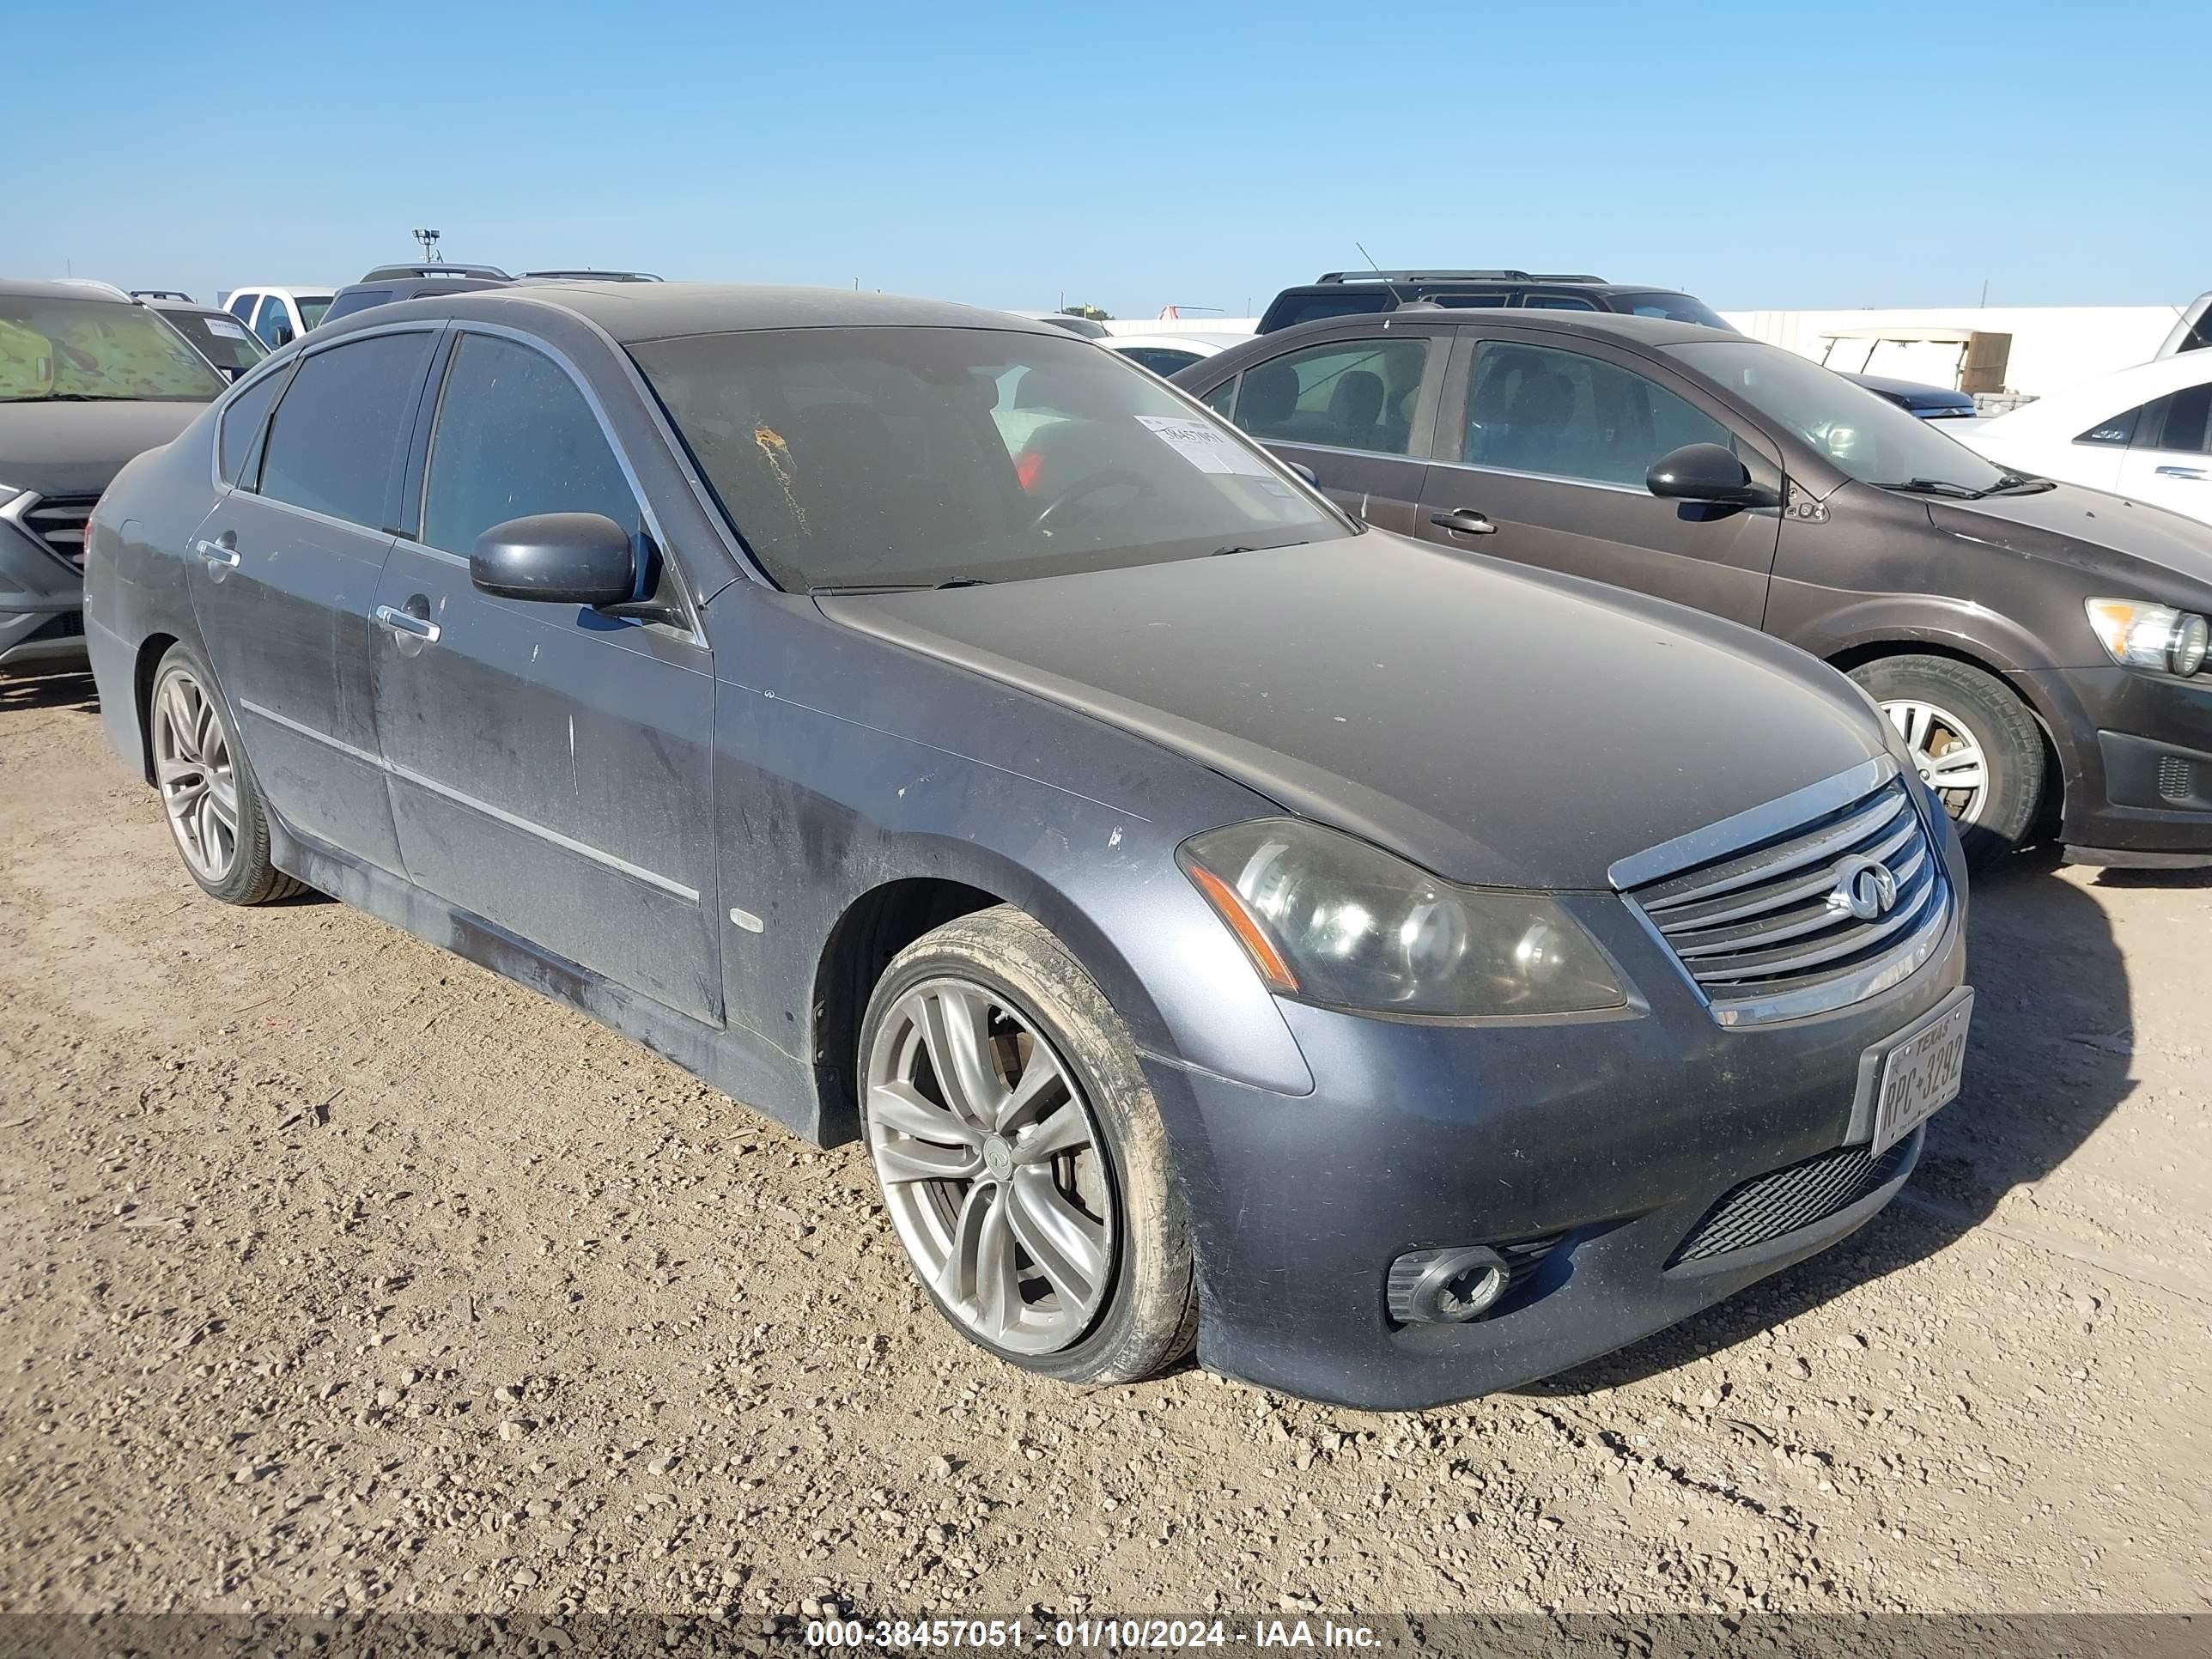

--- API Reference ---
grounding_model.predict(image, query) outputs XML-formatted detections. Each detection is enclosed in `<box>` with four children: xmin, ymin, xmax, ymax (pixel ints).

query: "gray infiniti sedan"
<box><xmin>83</xmin><ymin>285</ymin><xmax>1971</xmax><ymax>1409</ymax></box>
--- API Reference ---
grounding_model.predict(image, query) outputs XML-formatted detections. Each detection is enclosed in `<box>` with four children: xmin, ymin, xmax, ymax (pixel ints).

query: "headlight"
<box><xmin>1179</xmin><ymin>818</ymin><xmax>1626</xmax><ymax>1018</ymax></box>
<box><xmin>2085</xmin><ymin>598</ymin><xmax>2209</xmax><ymax>678</ymax></box>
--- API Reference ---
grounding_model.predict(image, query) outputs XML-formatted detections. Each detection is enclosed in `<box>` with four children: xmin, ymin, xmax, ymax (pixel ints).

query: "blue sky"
<box><xmin>15</xmin><ymin>0</ymin><xmax>2204</xmax><ymax>320</ymax></box>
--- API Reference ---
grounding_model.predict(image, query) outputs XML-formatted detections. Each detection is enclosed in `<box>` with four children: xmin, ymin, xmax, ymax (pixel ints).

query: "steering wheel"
<box><xmin>1030</xmin><ymin>469</ymin><xmax>1156</xmax><ymax>534</ymax></box>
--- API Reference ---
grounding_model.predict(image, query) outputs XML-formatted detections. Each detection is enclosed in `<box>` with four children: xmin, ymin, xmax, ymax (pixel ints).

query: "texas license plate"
<box><xmin>1869</xmin><ymin>990</ymin><xmax>1972</xmax><ymax>1156</ymax></box>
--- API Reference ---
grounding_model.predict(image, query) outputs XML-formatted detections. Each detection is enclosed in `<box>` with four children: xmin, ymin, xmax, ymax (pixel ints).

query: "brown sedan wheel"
<box><xmin>857</xmin><ymin>905</ymin><xmax>1198</xmax><ymax>1385</ymax></box>
<box><xmin>1851</xmin><ymin>653</ymin><xmax>2046</xmax><ymax>871</ymax></box>
<box><xmin>147</xmin><ymin>644</ymin><xmax>303</xmax><ymax>905</ymax></box>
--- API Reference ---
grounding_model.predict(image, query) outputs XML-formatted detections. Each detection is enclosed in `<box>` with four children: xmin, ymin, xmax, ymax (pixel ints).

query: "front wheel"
<box><xmin>1849</xmin><ymin>653</ymin><xmax>2045</xmax><ymax>871</ymax></box>
<box><xmin>856</xmin><ymin>905</ymin><xmax>1197</xmax><ymax>1385</ymax></box>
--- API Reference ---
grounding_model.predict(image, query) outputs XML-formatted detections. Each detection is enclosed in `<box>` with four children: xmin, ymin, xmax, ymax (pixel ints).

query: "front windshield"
<box><xmin>632</xmin><ymin>327</ymin><xmax>1351</xmax><ymax>590</ymax></box>
<box><xmin>166</xmin><ymin>310</ymin><xmax>269</xmax><ymax>374</ymax></box>
<box><xmin>1</xmin><ymin>295</ymin><xmax>228</xmax><ymax>403</ymax></box>
<box><xmin>1674</xmin><ymin>339</ymin><xmax>2007</xmax><ymax>493</ymax></box>
<box><xmin>296</xmin><ymin>296</ymin><xmax>333</xmax><ymax>329</ymax></box>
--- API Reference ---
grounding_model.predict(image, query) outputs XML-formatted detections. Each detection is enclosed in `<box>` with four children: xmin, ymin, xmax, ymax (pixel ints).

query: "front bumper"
<box><xmin>1144</xmin><ymin>865</ymin><xmax>1970</xmax><ymax>1411</ymax></box>
<box><xmin>1</xmin><ymin>498</ymin><xmax>89</xmax><ymax>675</ymax></box>
<box><xmin>2016</xmin><ymin>665</ymin><xmax>2212</xmax><ymax>866</ymax></box>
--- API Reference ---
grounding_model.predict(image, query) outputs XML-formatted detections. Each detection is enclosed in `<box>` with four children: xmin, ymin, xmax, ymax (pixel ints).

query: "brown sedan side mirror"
<box><xmin>1647</xmin><ymin>442</ymin><xmax>1780</xmax><ymax>509</ymax></box>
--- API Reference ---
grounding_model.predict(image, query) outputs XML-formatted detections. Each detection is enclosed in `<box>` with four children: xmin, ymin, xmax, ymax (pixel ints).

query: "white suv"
<box><xmin>219</xmin><ymin>285</ymin><xmax>337</xmax><ymax>349</ymax></box>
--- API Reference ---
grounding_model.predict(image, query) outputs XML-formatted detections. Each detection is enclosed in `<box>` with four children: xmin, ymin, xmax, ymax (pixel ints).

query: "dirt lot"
<box><xmin>3</xmin><ymin>671</ymin><xmax>2209</xmax><ymax>1624</ymax></box>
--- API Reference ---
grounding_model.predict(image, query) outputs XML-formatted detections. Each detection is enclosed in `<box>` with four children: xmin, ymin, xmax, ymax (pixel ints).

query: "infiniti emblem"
<box><xmin>1826</xmin><ymin>854</ymin><xmax>1899</xmax><ymax>921</ymax></box>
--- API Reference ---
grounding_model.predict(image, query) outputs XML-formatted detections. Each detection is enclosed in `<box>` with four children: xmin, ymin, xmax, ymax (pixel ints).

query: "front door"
<box><xmin>1211</xmin><ymin>330</ymin><xmax>1442</xmax><ymax>535</ymax></box>
<box><xmin>2113</xmin><ymin>380</ymin><xmax>2212</xmax><ymax>522</ymax></box>
<box><xmin>187</xmin><ymin>327</ymin><xmax>440</xmax><ymax>874</ymax></box>
<box><xmin>1414</xmin><ymin>330</ymin><xmax>1784</xmax><ymax>629</ymax></box>
<box><xmin>368</xmin><ymin>328</ymin><xmax>722</xmax><ymax>1024</ymax></box>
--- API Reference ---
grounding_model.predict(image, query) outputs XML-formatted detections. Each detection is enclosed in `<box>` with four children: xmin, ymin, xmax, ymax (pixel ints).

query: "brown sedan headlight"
<box><xmin>2086</xmin><ymin>599</ymin><xmax>2209</xmax><ymax>678</ymax></box>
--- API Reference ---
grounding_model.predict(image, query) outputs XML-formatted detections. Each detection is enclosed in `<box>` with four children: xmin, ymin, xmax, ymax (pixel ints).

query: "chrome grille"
<box><xmin>1620</xmin><ymin>764</ymin><xmax>1951</xmax><ymax>1025</ymax></box>
<box><xmin>9</xmin><ymin>494</ymin><xmax>98</xmax><ymax>570</ymax></box>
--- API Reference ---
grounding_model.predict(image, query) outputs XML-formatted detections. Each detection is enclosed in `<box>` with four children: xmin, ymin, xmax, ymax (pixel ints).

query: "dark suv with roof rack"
<box><xmin>319</xmin><ymin>264</ymin><xmax>667</xmax><ymax>328</ymax></box>
<box><xmin>1258</xmin><ymin>270</ymin><xmax>1735</xmax><ymax>334</ymax></box>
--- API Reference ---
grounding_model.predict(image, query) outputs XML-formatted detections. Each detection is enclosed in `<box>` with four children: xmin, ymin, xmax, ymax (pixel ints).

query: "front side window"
<box><xmin>1462</xmin><ymin>340</ymin><xmax>1730</xmax><ymax>486</ymax></box>
<box><xmin>1674</xmin><ymin>338</ymin><xmax>2008</xmax><ymax>494</ymax></box>
<box><xmin>631</xmin><ymin>326</ymin><xmax>1347</xmax><ymax>592</ymax></box>
<box><xmin>0</xmin><ymin>295</ymin><xmax>226</xmax><ymax>403</ymax></box>
<box><xmin>2075</xmin><ymin>404</ymin><xmax>2143</xmax><ymax>447</ymax></box>
<box><xmin>1233</xmin><ymin>337</ymin><xmax>1429</xmax><ymax>456</ymax></box>
<box><xmin>2143</xmin><ymin>384</ymin><xmax>2212</xmax><ymax>455</ymax></box>
<box><xmin>421</xmin><ymin>333</ymin><xmax>637</xmax><ymax>556</ymax></box>
<box><xmin>256</xmin><ymin>331</ymin><xmax>435</xmax><ymax>527</ymax></box>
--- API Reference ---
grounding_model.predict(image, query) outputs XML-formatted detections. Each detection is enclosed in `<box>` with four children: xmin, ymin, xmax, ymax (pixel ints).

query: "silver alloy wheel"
<box><xmin>865</xmin><ymin>978</ymin><xmax>1115</xmax><ymax>1355</ymax></box>
<box><xmin>151</xmin><ymin>666</ymin><xmax>240</xmax><ymax>882</ymax></box>
<box><xmin>1882</xmin><ymin>697</ymin><xmax>1990</xmax><ymax>824</ymax></box>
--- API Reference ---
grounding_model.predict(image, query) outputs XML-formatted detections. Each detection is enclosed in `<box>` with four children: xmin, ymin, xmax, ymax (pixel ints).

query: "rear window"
<box><xmin>321</xmin><ymin>289</ymin><xmax>392</xmax><ymax>324</ymax></box>
<box><xmin>256</xmin><ymin>331</ymin><xmax>436</xmax><ymax>527</ymax></box>
<box><xmin>1258</xmin><ymin>291</ymin><xmax>1392</xmax><ymax>332</ymax></box>
<box><xmin>296</xmin><ymin>296</ymin><xmax>334</xmax><ymax>329</ymax></box>
<box><xmin>1613</xmin><ymin>291</ymin><xmax>1733</xmax><ymax>331</ymax></box>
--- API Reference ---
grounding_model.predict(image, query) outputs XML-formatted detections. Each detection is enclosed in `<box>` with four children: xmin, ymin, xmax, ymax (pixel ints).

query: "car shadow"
<box><xmin>0</xmin><ymin>670</ymin><xmax>99</xmax><ymax>715</ymax></box>
<box><xmin>1522</xmin><ymin>853</ymin><xmax>2133</xmax><ymax>1394</ymax></box>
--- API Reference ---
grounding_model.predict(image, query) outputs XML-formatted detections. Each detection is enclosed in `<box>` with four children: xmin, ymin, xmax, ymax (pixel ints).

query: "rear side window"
<box><xmin>227</xmin><ymin>293</ymin><xmax>257</xmax><ymax>321</ymax></box>
<box><xmin>1462</xmin><ymin>340</ymin><xmax>1732</xmax><ymax>485</ymax></box>
<box><xmin>257</xmin><ymin>331</ymin><xmax>435</xmax><ymax>527</ymax></box>
<box><xmin>2144</xmin><ymin>384</ymin><xmax>2212</xmax><ymax>455</ymax></box>
<box><xmin>217</xmin><ymin>368</ymin><xmax>288</xmax><ymax>484</ymax></box>
<box><xmin>2075</xmin><ymin>404</ymin><xmax>2142</xmax><ymax>447</ymax></box>
<box><xmin>1233</xmin><ymin>337</ymin><xmax>1430</xmax><ymax>456</ymax></box>
<box><xmin>1524</xmin><ymin>295</ymin><xmax>1601</xmax><ymax>311</ymax></box>
<box><xmin>420</xmin><ymin>332</ymin><xmax>637</xmax><ymax>556</ymax></box>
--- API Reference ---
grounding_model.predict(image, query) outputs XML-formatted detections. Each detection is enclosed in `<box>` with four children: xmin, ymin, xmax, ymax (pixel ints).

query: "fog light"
<box><xmin>1388</xmin><ymin>1245</ymin><xmax>1511</xmax><ymax>1324</ymax></box>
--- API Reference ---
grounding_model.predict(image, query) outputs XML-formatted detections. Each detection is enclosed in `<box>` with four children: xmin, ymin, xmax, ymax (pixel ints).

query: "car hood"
<box><xmin>0</xmin><ymin>400</ymin><xmax>206</xmax><ymax>498</ymax></box>
<box><xmin>1925</xmin><ymin>481</ymin><xmax>2212</xmax><ymax>602</ymax></box>
<box><xmin>817</xmin><ymin>532</ymin><xmax>1888</xmax><ymax>889</ymax></box>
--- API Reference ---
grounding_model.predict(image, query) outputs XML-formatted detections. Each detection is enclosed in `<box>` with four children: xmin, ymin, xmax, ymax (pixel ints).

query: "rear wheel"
<box><xmin>148</xmin><ymin>644</ymin><xmax>302</xmax><ymax>905</ymax></box>
<box><xmin>1849</xmin><ymin>653</ymin><xmax>2045</xmax><ymax>870</ymax></box>
<box><xmin>857</xmin><ymin>905</ymin><xmax>1197</xmax><ymax>1385</ymax></box>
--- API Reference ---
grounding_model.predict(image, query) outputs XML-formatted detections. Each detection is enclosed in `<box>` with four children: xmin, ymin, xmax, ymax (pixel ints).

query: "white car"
<box><xmin>217</xmin><ymin>284</ymin><xmax>338</xmax><ymax>349</ymax></box>
<box><xmin>1103</xmin><ymin>331</ymin><xmax>1249</xmax><ymax>378</ymax></box>
<box><xmin>1953</xmin><ymin>353</ymin><xmax>2212</xmax><ymax>526</ymax></box>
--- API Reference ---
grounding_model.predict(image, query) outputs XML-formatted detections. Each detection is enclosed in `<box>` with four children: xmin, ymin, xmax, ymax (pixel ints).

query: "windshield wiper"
<box><xmin>1878</xmin><ymin>477</ymin><xmax>1984</xmax><ymax>499</ymax></box>
<box><xmin>810</xmin><ymin>577</ymin><xmax>992</xmax><ymax>595</ymax></box>
<box><xmin>1</xmin><ymin>392</ymin><xmax>119</xmax><ymax>404</ymax></box>
<box><xmin>1982</xmin><ymin>472</ymin><xmax>2056</xmax><ymax>495</ymax></box>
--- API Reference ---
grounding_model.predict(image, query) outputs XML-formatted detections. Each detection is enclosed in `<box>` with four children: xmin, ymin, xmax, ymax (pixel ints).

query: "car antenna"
<box><xmin>1355</xmin><ymin>241</ymin><xmax>1382</xmax><ymax>271</ymax></box>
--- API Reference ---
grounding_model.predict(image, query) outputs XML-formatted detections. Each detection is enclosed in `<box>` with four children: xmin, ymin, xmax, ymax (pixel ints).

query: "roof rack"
<box><xmin>1312</xmin><ymin>269</ymin><xmax>1609</xmax><ymax>285</ymax></box>
<box><xmin>360</xmin><ymin>262</ymin><xmax>513</xmax><ymax>282</ymax></box>
<box><xmin>131</xmin><ymin>289</ymin><xmax>195</xmax><ymax>302</ymax></box>
<box><xmin>520</xmin><ymin>269</ymin><xmax>664</xmax><ymax>283</ymax></box>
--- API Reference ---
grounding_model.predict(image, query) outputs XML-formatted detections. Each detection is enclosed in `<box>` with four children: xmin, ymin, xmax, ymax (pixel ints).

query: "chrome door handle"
<box><xmin>2154</xmin><ymin>465</ymin><xmax>2208</xmax><ymax>480</ymax></box>
<box><xmin>1430</xmin><ymin>507</ymin><xmax>1500</xmax><ymax>536</ymax></box>
<box><xmin>193</xmin><ymin>538</ymin><xmax>240</xmax><ymax>567</ymax></box>
<box><xmin>373</xmin><ymin>604</ymin><xmax>440</xmax><ymax>643</ymax></box>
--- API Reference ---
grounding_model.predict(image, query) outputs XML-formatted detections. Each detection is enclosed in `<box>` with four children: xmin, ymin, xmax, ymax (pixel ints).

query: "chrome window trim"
<box><xmin>1607</xmin><ymin>757</ymin><xmax>1898</xmax><ymax>890</ymax></box>
<box><xmin>207</xmin><ymin>319</ymin><xmax>443</xmax><ymax>497</ymax></box>
<box><xmin>1425</xmin><ymin>457</ymin><xmax>1652</xmax><ymax>497</ymax></box>
<box><xmin>237</xmin><ymin>696</ymin><xmax>701</xmax><ymax>903</ymax></box>
<box><xmin>1260</xmin><ymin>436</ymin><xmax>1423</xmax><ymax>464</ymax></box>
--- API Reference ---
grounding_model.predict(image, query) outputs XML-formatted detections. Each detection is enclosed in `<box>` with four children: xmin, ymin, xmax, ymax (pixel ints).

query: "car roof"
<box><xmin>318</xmin><ymin>282</ymin><xmax>1067</xmax><ymax>344</ymax></box>
<box><xmin>147</xmin><ymin>298</ymin><xmax>229</xmax><ymax>317</ymax></box>
<box><xmin>0</xmin><ymin>276</ymin><xmax>137</xmax><ymax>303</ymax></box>
<box><xmin>1256</xmin><ymin>307</ymin><xmax>1739</xmax><ymax>351</ymax></box>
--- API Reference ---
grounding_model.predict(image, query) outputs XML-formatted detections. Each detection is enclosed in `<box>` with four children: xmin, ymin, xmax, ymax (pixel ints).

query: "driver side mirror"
<box><xmin>471</xmin><ymin>513</ymin><xmax>638</xmax><ymax>607</ymax></box>
<box><xmin>1646</xmin><ymin>442</ymin><xmax>1780</xmax><ymax>509</ymax></box>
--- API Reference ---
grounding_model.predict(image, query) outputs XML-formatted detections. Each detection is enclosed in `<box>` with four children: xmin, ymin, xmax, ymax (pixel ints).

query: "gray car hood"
<box><xmin>0</xmin><ymin>400</ymin><xmax>206</xmax><ymax>498</ymax></box>
<box><xmin>1927</xmin><ymin>481</ymin><xmax>2212</xmax><ymax>604</ymax></box>
<box><xmin>817</xmin><ymin>532</ymin><xmax>1887</xmax><ymax>889</ymax></box>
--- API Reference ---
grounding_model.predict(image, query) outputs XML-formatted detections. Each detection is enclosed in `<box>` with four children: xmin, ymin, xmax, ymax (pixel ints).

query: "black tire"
<box><xmin>1849</xmin><ymin>653</ymin><xmax>2045</xmax><ymax>871</ymax></box>
<box><xmin>856</xmin><ymin>904</ymin><xmax>1198</xmax><ymax>1386</ymax></box>
<box><xmin>148</xmin><ymin>643</ymin><xmax>304</xmax><ymax>906</ymax></box>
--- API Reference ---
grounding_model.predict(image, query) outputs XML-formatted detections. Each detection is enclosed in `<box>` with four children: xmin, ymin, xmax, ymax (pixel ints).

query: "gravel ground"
<box><xmin>3</xmin><ymin>672</ymin><xmax>2209</xmax><ymax>1623</ymax></box>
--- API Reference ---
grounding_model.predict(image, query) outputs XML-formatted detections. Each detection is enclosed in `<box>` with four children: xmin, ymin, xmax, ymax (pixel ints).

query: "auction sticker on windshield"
<box><xmin>1869</xmin><ymin>988</ymin><xmax>1972</xmax><ymax>1156</ymax></box>
<box><xmin>1135</xmin><ymin>415</ymin><xmax>1273</xmax><ymax>477</ymax></box>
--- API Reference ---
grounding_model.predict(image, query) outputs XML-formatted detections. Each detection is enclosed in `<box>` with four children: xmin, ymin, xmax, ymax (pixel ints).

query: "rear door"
<box><xmin>2112</xmin><ymin>380</ymin><xmax>2212</xmax><ymax>522</ymax></box>
<box><xmin>186</xmin><ymin>326</ymin><xmax>441</xmax><ymax>872</ymax></box>
<box><xmin>368</xmin><ymin>326</ymin><xmax>722</xmax><ymax>1023</ymax></box>
<box><xmin>1414</xmin><ymin>326</ymin><xmax>1785</xmax><ymax>628</ymax></box>
<box><xmin>1206</xmin><ymin>327</ymin><xmax>1444</xmax><ymax>534</ymax></box>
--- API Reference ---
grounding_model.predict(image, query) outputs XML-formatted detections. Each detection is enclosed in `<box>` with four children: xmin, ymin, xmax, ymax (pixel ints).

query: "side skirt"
<box><xmin>269</xmin><ymin>819</ymin><xmax>830</xmax><ymax>1144</ymax></box>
